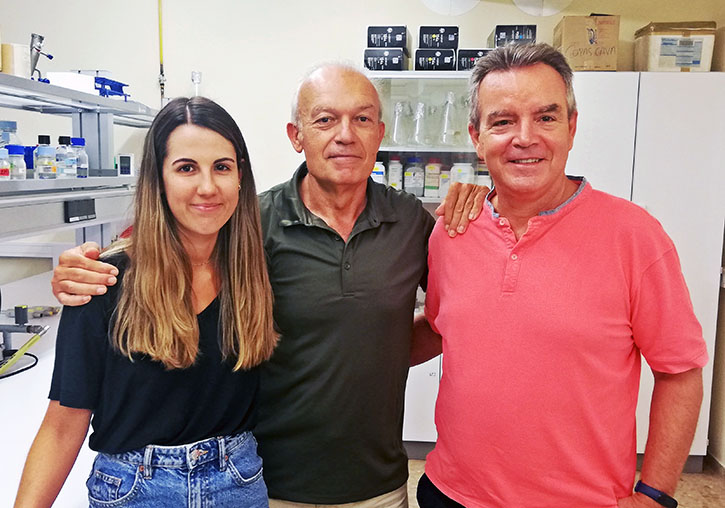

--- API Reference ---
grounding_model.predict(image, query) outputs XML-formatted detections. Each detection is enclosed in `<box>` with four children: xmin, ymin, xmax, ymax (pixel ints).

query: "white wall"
<box><xmin>2</xmin><ymin>0</ymin><xmax>725</xmax><ymax>466</ymax></box>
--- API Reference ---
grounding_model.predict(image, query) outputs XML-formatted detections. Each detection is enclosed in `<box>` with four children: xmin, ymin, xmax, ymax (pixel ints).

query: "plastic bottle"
<box><xmin>450</xmin><ymin>160</ymin><xmax>475</xmax><ymax>185</ymax></box>
<box><xmin>403</xmin><ymin>157</ymin><xmax>424</xmax><ymax>197</ymax></box>
<box><xmin>35</xmin><ymin>145</ymin><xmax>57</xmax><ymax>179</ymax></box>
<box><xmin>439</xmin><ymin>167</ymin><xmax>451</xmax><ymax>198</ymax></box>
<box><xmin>439</xmin><ymin>91</ymin><xmax>458</xmax><ymax>146</ymax></box>
<box><xmin>371</xmin><ymin>161</ymin><xmax>386</xmax><ymax>185</ymax></box>
<box><xmin>424</xmin><ymin>157</ymin><xmax>442</xmax><ymax>198</ymax></box>
<box><xmin>0</xmin><ymin>148</ymin><xmax>11</xmax><ymax>180</ymax></box>
<box><xmin>72</xmin><ymin>137</ymin><xmax>89</xmax><ymax>178</ymax></box>
<box><xmin>56</xmin><ymin>136</ymin><xmax>72</xmax><ymax>178</ymax></box>
<box><xmin>475</xmin><ymin>160</ymin><xmax>492</xmax><ymax>188</ymax></box>
<box><xmin>387</xmin><ymin>156</ymin><xmax>403</xmax><ymax>190</ymax></box>
<box><xmin>6</xmin><ymin>144</ymin><xmax>27</xmax><ymax>180</ymax></box>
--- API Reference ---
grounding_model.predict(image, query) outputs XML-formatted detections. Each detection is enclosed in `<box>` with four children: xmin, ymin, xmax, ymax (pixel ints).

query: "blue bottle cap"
<box><xmin>5</xmin><ymin>144</ymin><xmax>25</xmax><ymax>155</ymax></box>
<box><xmin>71</xmin><ymin>137</ymin><xmax>86</xmax><ymax>146</ymax></box>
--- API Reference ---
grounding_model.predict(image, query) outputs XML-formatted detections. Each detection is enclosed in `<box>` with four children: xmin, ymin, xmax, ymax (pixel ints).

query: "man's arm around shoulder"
<box><xmin>52</xmin><ymin>242</ymin><xmax>118</xmax><ymax>306</ymax></box>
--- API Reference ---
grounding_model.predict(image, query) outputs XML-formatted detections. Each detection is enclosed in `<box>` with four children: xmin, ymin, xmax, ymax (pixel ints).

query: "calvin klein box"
<box><xmin>488</xmin><ymin>25</ymin><xmax>537</xmax><ymax>47</ymax></box>
<box><xmin>415</xmin><ymin>49</ymin><xmax>456</xmax><ymax>71</ymax></box>
<box><xmin>364</xmin><ymin>48</ymin><xmax>408</xmax><ymax>71</ymax></box>
<box><xmin>457</xmin><ymin>49</ymin><xmax>493</xmax><ymax>70</ymax></box>
<box><xmin>419</xmin><ymin>26</ymin><xmax>459</xmax><ymax>49</ymax></box>
<box><xmin>367</xmin><ymin>25</ymin><xmax>410</xmax><ymax>55</ymax></box>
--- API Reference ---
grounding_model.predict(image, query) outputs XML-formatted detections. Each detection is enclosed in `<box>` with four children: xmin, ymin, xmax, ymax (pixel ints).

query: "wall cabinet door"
<box><xmin>567</xmin><ymin>72</ymin><xmax>639</xmax><ymax>200</ymax></box>
<box><xmin>632</xmin><ymin>72</ymin><xmax>725</xmax><ymax>455</ymax></box>
<box><xmin>403</xmin><ymin>355</ymin><xmax>441</xmax><ymax>442</ymax></box>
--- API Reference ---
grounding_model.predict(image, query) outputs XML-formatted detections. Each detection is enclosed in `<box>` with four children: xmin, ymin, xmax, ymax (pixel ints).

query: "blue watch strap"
<box><xmin>634</xmin><ymin>480</ymin><xmax>678</xmax><ymax>508</ymax></box>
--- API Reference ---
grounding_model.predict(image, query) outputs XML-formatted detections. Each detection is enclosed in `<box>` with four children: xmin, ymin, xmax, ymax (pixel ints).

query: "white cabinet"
<box><xmin>395</xmin><ymin>71</ymin><xmax>724</xmax><ymax>465</ymax></box>
<box><xmin>631</xmin><ymin>72</ymin><xmax>725</xmax><ymax>456</ymax></box>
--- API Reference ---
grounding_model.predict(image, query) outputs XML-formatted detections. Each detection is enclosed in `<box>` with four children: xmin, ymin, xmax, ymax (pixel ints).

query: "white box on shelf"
<box><xmin>46</xmin><ymin>71</ymin><xmax>96</xmax><ymax>94</ymax></box>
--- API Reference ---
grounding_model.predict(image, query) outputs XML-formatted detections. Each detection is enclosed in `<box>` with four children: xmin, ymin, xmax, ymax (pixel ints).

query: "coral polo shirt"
<box><xmin>424</xmin><ymin>179</ymin><xmax>708</xmax><ymax>508</ymax></box>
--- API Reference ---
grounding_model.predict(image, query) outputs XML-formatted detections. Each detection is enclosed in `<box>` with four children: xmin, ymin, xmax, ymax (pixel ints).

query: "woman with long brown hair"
<box><xmin>15</xmin><ymin>97</ymin><xmax>277</xmax><ymax>507</ymax></box>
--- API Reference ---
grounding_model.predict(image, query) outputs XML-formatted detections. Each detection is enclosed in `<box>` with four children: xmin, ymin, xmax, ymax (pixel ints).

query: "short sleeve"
<box><xmin>631</xmin><ymin>247</ymin><xmax>709</xmax><ymax>373</ymax></box>
<box><xmin>49</xmin><ymin>287</ymin><xmax>114</xmax><ymax>409</ymax></box>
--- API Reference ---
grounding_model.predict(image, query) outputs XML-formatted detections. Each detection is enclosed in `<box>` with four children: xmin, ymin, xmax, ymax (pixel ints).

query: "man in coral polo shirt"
<box><xmin>414</xmin><ymin>43</ymin><xmax>708</xmax><ymax>508</ymax></box>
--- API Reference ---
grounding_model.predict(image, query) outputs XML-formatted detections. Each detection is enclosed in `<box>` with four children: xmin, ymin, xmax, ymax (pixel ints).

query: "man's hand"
<box><xmin>51</xmin><ymin>242</ymin><xmax>119</xmax><ymax>306</ymax></box>
<box><xmin>436</xmin><ymin>182</ymin><xmax>489</xmax><ymax>237</ymax></box>
<box><xmin>617</xmin><ymin>493</ymin><xmax>661</xmax><ymax>508</ymax></box>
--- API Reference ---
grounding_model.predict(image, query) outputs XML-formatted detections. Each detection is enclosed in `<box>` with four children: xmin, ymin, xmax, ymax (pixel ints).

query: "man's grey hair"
<box><xmin>468</xmin><ymin>43</ymin><xmax>577</xmax><ymax>128</ymax></box>
<box><xmin>290</xmin><ymin>61</ymin><xmax>384</xmax><ymax>126</ymax></box>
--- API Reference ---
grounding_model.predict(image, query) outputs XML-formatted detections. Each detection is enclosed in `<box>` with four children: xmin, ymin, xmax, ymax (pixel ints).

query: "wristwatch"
<box><xmin>634</xmin><ymin>480</ymin><xmax>678</xmax><ymax>508</ymax></box>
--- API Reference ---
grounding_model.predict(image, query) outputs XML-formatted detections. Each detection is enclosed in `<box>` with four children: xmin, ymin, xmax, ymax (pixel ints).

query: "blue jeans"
<box><xmin>86</xmin><ymin>431</ymin><xmax>268</xmax><ymax>507</ymax></box>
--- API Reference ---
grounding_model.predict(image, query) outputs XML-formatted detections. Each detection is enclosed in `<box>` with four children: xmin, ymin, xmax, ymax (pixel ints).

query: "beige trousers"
<box><xmin>269</xmin><ymin>483</ymin><xmax>408</xmax><ymax>508</ymax></box>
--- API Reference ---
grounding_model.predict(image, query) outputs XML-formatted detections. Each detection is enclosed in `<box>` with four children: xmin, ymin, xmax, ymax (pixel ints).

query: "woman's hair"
<box><xmin>105</xmin><ymin>96</ymin><xmax>277</xmax><ymax>370</ymax></box>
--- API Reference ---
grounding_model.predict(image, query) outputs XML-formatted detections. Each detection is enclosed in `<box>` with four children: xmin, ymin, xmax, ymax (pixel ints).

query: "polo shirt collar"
<box><xmin>484</xmin><ymin>176</ymin><xmax>589</xmax><ymax>220</ymax></box>
<box><xmin>274</xmin><ymin>162</ymin><xmax>400</xmax><ymax>230</ymax></box>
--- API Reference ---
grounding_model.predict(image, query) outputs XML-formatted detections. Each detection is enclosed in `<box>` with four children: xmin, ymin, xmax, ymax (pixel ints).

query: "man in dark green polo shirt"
<box><xmin>50</xmin><ymin>64</ymin><xmax>485</xmax><ymax>507</ymax></box>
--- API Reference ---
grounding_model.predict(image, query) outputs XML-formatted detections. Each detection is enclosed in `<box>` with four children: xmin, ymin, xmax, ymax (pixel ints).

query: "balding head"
<box><xmin>291</xmin><ymin>63</ymin><xmax>383</xmax><ymax>126</ymax></box>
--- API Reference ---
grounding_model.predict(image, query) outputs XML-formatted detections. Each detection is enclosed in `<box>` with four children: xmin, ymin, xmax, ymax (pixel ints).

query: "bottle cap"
<box><xmin>38</xmin><ymin>135</ymin><xmax>51</xmax><ymax>145</ymax></box>
<box><xmin>407</xmin><ymin>157</ymin><xmax>422</xmax><ymax>163</ymax></box>
<box><xmin>38</xmin><ymin>146</ymin><xmax>56</xmax><ymax>157</ymax></box>
<box><xmin>71</xmin><ymin>137</ymin><xmax>86</xmax><ymax>146</ymax></box>
<box><xmin>5</xmin><ymin>144</ymin><xmax>25</xmax><ymax>155</ymax></box>
<box><xmin>427</xmin><ymin>157</ymin><xmax>441</xmax><ymax>164</ymax></box>
<box><xmin>58</xmin><ymin>136</ymin><xmax>72</xmax><ymax>145</ymax></box>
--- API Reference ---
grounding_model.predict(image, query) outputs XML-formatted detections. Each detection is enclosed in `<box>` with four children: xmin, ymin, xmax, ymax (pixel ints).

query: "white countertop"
<box><xmin>0</xmin><ymin>271</ymin><xmax>93</xmax><ymax>507</ymax></box>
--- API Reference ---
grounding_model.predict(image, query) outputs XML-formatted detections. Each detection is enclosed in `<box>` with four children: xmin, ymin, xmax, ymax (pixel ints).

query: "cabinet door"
<box><xmin>631</xmin><ymin>72</ymin><xmax>725</xmax><ymax>455</ymax></box>
<box><xmin>403</xmin><ymin>355</ymin><xmax>441</xmax><ymax>442</ymax></box>
<box><xmin>567</xmin><ymin>72</ymin><xmax>640</xmax><ymax>200</ymax></box>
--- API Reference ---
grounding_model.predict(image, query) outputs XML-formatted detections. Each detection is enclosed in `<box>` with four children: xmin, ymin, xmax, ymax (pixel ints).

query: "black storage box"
<box><xmin>415</xmin><ymin>49</ymin><xmax>456</xmax><ymax>71</ymax></box>
<box><xmin>364</xmin><ymin>48</ymin><xmax>408</xmax><ymax>71</ymax></box>
<box><xmin>488</xmin><ymin>25</ymin><xmax>537</xmax><ymax>47</ymax></box>
<box><xmin>419</xmin><ymin>26</ymin><xmax>459</xmax><ymax>49</ymax></box>
<box><xmin>458</xmin><ymin>49</ymin><xmax>493</xmax><ymax>70</ymax></box>
<box><xmin>367</xmin><ymin>25</ymin><xmax>410</xmax><ymax>55</ymax></box>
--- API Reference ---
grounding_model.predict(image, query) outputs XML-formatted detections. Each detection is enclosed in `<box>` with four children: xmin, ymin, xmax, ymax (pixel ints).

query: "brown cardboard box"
<box><xmin>554</xmin><ymin>15</ymin><xmax>620</xmax><ymax>71</ymax></box>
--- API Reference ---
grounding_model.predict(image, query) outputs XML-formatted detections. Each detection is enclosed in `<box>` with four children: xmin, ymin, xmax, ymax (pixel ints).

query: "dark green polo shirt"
<box><xmin>256</xmin><ymin>163</ymin><xmax>435</xmax><ymax>503</ymax></box>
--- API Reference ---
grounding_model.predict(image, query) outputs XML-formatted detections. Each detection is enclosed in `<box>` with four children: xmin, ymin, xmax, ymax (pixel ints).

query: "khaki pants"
<box><xmin>269</xmin><ymin>483</ymin><xmax>408</xmax><ymax>508</ymax></box>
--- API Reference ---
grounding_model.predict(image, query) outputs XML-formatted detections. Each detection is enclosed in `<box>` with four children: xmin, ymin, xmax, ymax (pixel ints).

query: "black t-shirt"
<box><xmin>49</xmin><ymin>253</ymin><xmax>259</xmax><ymax>454</ymax></box>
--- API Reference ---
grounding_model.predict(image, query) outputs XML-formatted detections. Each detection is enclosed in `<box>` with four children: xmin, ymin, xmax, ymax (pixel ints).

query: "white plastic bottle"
<box><xmin>439</xmin><ymin>168</ymin><xmax>451</xmax><ymax>198</ymax></box>
<box><xmin>0</xmin><ymin>148</ymin><xmax>11</xmax><ymax>180</ymax></box>
<box><xmin>371</xmin><ymin>161</ymin><xmax>386</xmax><ymax>185</ymax></box>
<box><xmin>450</xmin><ymin>161</ymin><xmax>475</xmax><ymax>185</ymax></box>
<box><xmin>424</xmin><ymin>157</ymin><xmax>442</xmax><ymax>198</ymax></box>
<box><xmin>403</xmin><ymin>157</ymin><xmax>424</xmax><ymax>197</ymax></box>
<box><xmin>387</xmin><ymin>156</ymin><xmax>403</xmax><ymax>190</ymax></box>
<box><xmin>6</xmin><ymin>144</ymin><xmax>27</xmax><ymax>180</ymax></box>
<box><xmin>72</xmin><ymin>137</ymin><xmax>89</xmax><ymax>178</ymax></box>
<box><xmin>35</xmin><ymin>145</ymin><xmax>57</xmax><ymax>179</ymax></box>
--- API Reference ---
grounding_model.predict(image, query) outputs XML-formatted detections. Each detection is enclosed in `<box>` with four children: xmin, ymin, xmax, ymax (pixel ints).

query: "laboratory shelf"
<box><xmin>0</xmin><ymin>73</ymin><xmax>157</xmax><ymax>128</ymax></box>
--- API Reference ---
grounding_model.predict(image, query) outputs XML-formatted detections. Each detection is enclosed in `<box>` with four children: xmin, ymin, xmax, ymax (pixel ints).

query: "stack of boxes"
<box><xmin>415</xmin><ymin>26</ymin><xmax>459</xmax><ymax>70</ymax></box>
<box><xmin>364</xmin><ymin>25</ymin><xmax>410</xmax><ymax>71</ymax></box>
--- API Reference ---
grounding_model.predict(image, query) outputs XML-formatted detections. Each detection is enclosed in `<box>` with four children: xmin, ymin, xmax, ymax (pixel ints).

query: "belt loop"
<box><xmin>142</xmin><ymin>445</ymin><xmax>153</xmax><ymax>479</ymax></box>
<box><xmin>218</xmin><ymin>436</ymin><xmax>227</xmax><ymax>471</ymax></box>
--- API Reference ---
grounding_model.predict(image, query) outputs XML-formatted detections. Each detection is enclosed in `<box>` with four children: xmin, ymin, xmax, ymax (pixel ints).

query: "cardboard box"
<box><xmin>419</xmin><ymin>26</ymin><xmax>459</xmax><ymax>49</ymax></box>
<box><xmin>415</xmin><ymin>49</ymin><xmax>456</xmax><ymax>71</ymax></box>
<box><xmin>1</xmin><ymin>43</ymin><xmax>31</xmax><ymax>78</ymax></box>
<box><xmin>554</xmin><ymin>15</ymin><xmax>620</xmax><ymax>71</ymax></box>
<box><xmin>457</xmin><ymin>49</ymin><xmax>493</xmax><ymax>71</ymax></box>
<box><xmin>712</xmin><ymin>26</ymin><xmax>725</xmax><ymax>71</ymax></box>
<box><xmin>634</xmin><ymin>21</ymin><xmax>716</xmax><ymax>72</ymax></box>
<box><xmin>364</xmin><ymin>48</ymin><xmax>408</xmax><ymax>71</ymax></box>
<box><xmin>488</xmin><ymin>25</ymin><xmax>536</xmax><ymax>48</ymax></box>
<box><xmin>367</xmin><ymin>25</ymin><xmax>410</xmax><ymax>56</ymax></box>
